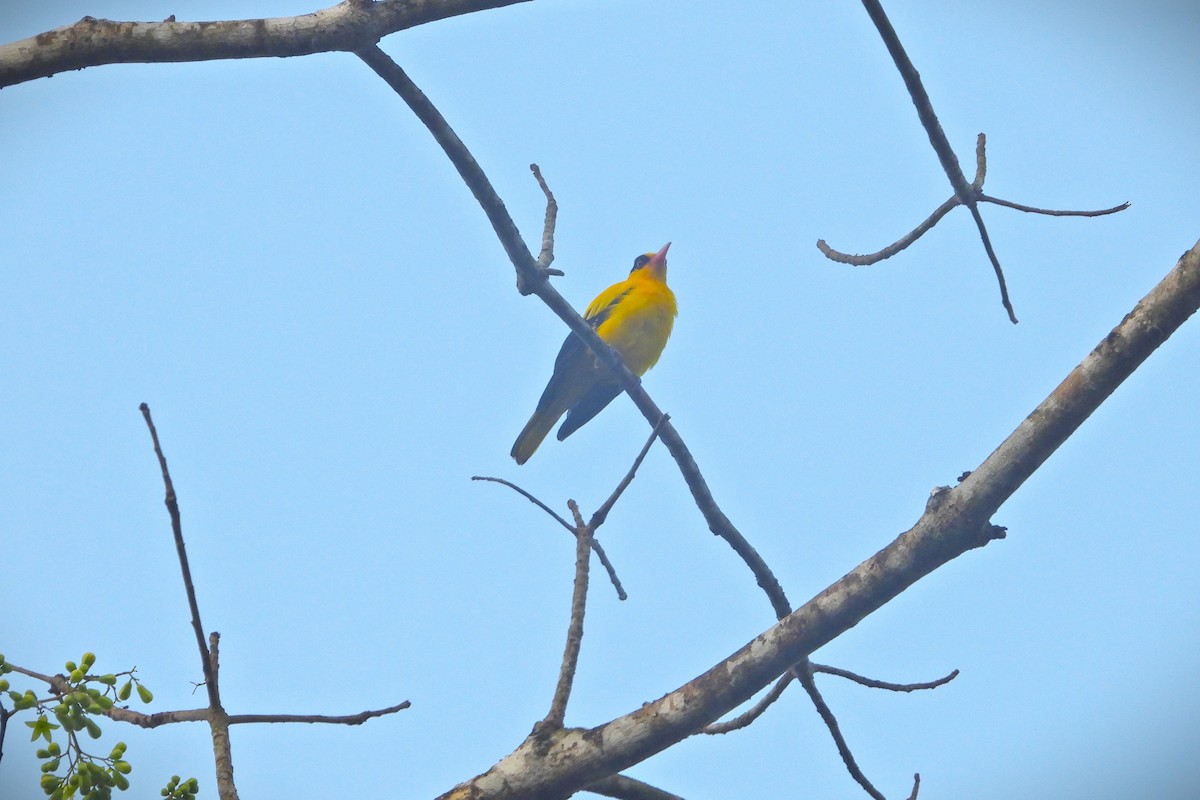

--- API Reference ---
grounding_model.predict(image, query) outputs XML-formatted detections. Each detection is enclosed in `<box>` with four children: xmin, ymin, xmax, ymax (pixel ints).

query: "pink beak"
<box><xmin>649</xmin><ymin>242</ymin><xmax>671</xmax><ymax>268</ymax></box>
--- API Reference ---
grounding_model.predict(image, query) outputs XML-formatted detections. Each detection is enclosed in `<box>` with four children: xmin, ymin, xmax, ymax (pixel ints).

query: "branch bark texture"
<box><xmin>0</xmin><ymin>0</ymin><xmax>529</xmax><ymax>89</ymax></box>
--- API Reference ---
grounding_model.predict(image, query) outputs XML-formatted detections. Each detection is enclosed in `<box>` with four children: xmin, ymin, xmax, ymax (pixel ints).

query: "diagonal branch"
<box><xmin>356</xmin><ymin>44</ymin><xmax>791</xmax><ymax>621</ymax></box>
<box><xmin>436</xmin><ymin>240</ymin><xmax>1200</xmax><ymax>799</ymax></box>
<box><xmin>139</xmin><ymin>404</ymin><xmax>218</xmax><ymax>709</ymax></box>
<box><xmin>588</xmin><ymin>415</ymin><xmax>668</xmax><ymax>532</ymax></box>
<box><xmin>0</xmin><ymin>0</ymin><xmax>531</xmax><ymax>89</ymax></box>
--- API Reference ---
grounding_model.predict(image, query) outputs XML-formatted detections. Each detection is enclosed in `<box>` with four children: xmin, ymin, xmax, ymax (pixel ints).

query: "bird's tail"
<box><xmin>511</xmin><ymin>409</ymin><xmax>559</xmax><ymax>465</ymax></box>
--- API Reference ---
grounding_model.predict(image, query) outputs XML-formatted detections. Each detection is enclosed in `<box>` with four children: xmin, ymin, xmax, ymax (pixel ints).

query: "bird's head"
<box><xmin>630</xmin><ymin>242</ymin><xmax>671</xmax><ymax>280</ymax></box>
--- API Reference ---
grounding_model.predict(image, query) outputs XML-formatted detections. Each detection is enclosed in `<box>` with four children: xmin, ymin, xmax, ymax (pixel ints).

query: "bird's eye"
<box><xmin>631</xmin><ymin>254</ymin><xmax>650</xmax><ymax>273</ymax></box>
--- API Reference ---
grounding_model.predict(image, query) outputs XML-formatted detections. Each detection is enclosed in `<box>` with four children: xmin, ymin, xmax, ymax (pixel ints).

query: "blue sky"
<box><xmin>2</xmin><ymin>1</ymin><xmax>1199</xmax><ymax>798</ymax></box>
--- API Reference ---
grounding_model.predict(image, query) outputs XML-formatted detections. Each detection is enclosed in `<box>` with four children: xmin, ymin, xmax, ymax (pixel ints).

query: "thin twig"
<box><xmin>228</xmin><ymin>702</ymin><xmax>411</xmax><ymax>725</ymax></box>
<box><xmin>813</xmin><ymin>663</ymin><xmax>959</xmax><ymax>692</ymax></box>
<box><xmin>819</xmin><ymin>131</ymin><xmax>1125</xmax><ymax>272</ymax></box>
<box><xmin>543</xmin><ymin>500</ymin><xmax>593</xmax><ymax>729</ymax></box>
<box><xmin>472</xmin><ymin>475</ymin><xmax>574</xmax><ymax>531</ymax></box>
<box><xmin>971</xmin><ymin>132</ymin><xmax>987</xmax><ymax>189</ymax></box>
<box><xmin>139</xmin><ymin>404</ymin><xmax>218</xmax><ymax>708</ymax></box>
<box><xmin>817</xmin><ymin>195</ymin><xmax>958</xmax><ymax>265</ymax></box>
<box><xmin>588</xmin><ymin>415</ymin><xmax>668</xmax><ymax>531</ymax></box>
<box><xmin>530</xmin><ymin>164</ymin><xmax>561</xmax><ymax>274</ymax></box>
<box><xmin>585</xmin><ymin>774</ymin><xmax>685</xmax><ymax>800</ymax></box>
<box><xmin>980</xmin><ymin>194</ymin><xmax>1130</xmax><ymax>217</ymax></box>
<box><xmin>472</xmin><ymin>476</ymin><xmax>625</xmax><ymax>600</ymax></box>
<box><xmin>702</xmin><ymin>671</ymin><xmax>795</xmax><ymax>734</ymax></box>
<box><xmin>356</xmin><ymin>45</ymin><xmax>541</xmax><ymax>289</ymax></box>
<box><xmin>907</xmin><ymin>774</ymin><xmax>921</xmax><ymax>800</ymax></box>
<box><xmin>796</xmin><ymin>664</ymin><xmax>885</xmax><ymax>800</ymax></box>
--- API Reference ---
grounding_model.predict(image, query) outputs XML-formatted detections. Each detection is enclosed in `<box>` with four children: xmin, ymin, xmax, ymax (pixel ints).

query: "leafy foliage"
<box><xmin>0</xmin><ymin>652</ymin><xmax>195</xmax><ymax>800</ymax></box>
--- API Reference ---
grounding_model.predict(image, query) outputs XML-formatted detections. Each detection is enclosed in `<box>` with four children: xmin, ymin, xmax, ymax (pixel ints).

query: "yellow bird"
<box><xmin>512</xmin><ymin>243</ymin><xmax>677</xmax><ymax>464</ymax></box>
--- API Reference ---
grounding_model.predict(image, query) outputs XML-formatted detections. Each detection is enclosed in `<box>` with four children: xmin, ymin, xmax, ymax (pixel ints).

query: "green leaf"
<box><xmin>26</xmin><ymin>715</ymin><xmax>58</xmax><ymax>743</ymax></box>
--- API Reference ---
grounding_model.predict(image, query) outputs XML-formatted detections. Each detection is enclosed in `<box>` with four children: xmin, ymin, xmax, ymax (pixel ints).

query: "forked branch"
<box><xmin>818</xmin><ymin>0</ymin><xmax>1130</xmax><ymax>324</ymax></box>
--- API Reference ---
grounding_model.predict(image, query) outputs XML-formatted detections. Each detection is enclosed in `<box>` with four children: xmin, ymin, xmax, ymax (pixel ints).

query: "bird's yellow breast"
<box><xmin>591</xmin><ymin>272</ymin><xmax>677</xmax><ymax>376</ymax></box>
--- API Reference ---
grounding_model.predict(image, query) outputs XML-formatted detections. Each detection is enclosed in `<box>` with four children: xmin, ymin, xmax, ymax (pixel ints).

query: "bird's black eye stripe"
<box><xmin>631</xmin><ymin>254</ymin><xmax>650</xmax><ymax>273</ymax></box>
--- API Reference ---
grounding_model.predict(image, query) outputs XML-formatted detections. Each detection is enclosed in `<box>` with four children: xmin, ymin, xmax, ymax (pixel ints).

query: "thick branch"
<box><xmin>437</xmin><ymin>240</ymin><xmax>1200</xmax><ymax>800</ymax></box>
<box><xmin>0</xmin><ymin>0</ymin><xmax>530</xmax><ymax>89</ymax></box>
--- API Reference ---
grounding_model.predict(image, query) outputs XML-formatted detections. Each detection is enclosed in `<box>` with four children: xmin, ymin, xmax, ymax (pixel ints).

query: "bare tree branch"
<box><xmin>139</xmin><ymin>404</ymin><xmax>218</xmax><ymax>708</ymax></box>
<box><xmin>471</xmin><ymin>476</ymin><xmax>626</xmax><ymax>600</ymax></box>
<box><xmin>586</xmin><ymin>774</ymin><xmax>685</xmax><ymax>800</ymax></box>
<box><xmin>542</xmin><ymin>501</ymin><xmax>594</xmax><ymax>730</ymax></box>
<box><xmin>588</xmin><ymin>415</ymin><xmax>668</xmax><ymax>532</ymax></box>
<box><xmin>227</xmin><ymin>703</ymin><xmax>411</xmax><ymax>725</ymax></box>
<box><xmin>356</xmin><ymin>44</ymin><xmax>792</xmax><ymax>621</ymax></box>
<box><xmin>436</xmin><ymin>240</ymin><xmax>1200</xmax><ymax>799</ymax></box>
<box><xmin>813</xmin><ymin>663</ymin><xmax>958</xmax><ymax>692</ymax></box>
<box><xmin>797</xmin><ymin>664</ymin><xmax>885</xmax><ymax>800</ymax></box>
<box><xmin>0</xmin><ymin>0</ymin><xmax>530</xmax><ymax>89</ymax></box>
<box><xmin>980</xmin><ymin>194</ymin><xmax>1130</xmax><ymax>217</ymax></box>
<box><xmin>817</xmin><ymin>122</ymin><xmax>1127</xmax><ymax>317</ymax></box>
<box><xmin>140</xmin><ymin>404</ymin><xmax>241</xmax><ymax>799</ymax></box>
<box><xmin>531</xmin><ymin>163</ymin><xmax>562</xmax><ymax>274</ymax></box>
<box><xmin>857</xmin><ymin>0</ymin><xmax>1018</xmax><ymax>323</ymax></box>
<box><xmin>702</xmin><ymin>671</ymin><xmax>794</xmax><ymax>735</ymax></box>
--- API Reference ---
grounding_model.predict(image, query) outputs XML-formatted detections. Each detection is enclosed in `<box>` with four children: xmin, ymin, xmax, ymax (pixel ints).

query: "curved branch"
<box><xmin>0</xmin><ymin>0</ymin><xmax>530</xmax><ymax>89</ymax></box>
<box><xmin>980</xmin><ymin>194</ymin><xmax>1130</xmax><ymax>217</ymax></box>
<box><xmin>813</xmin><ymin>663</ymin><xmax>959</xmax><ymax>692</ymax></box>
